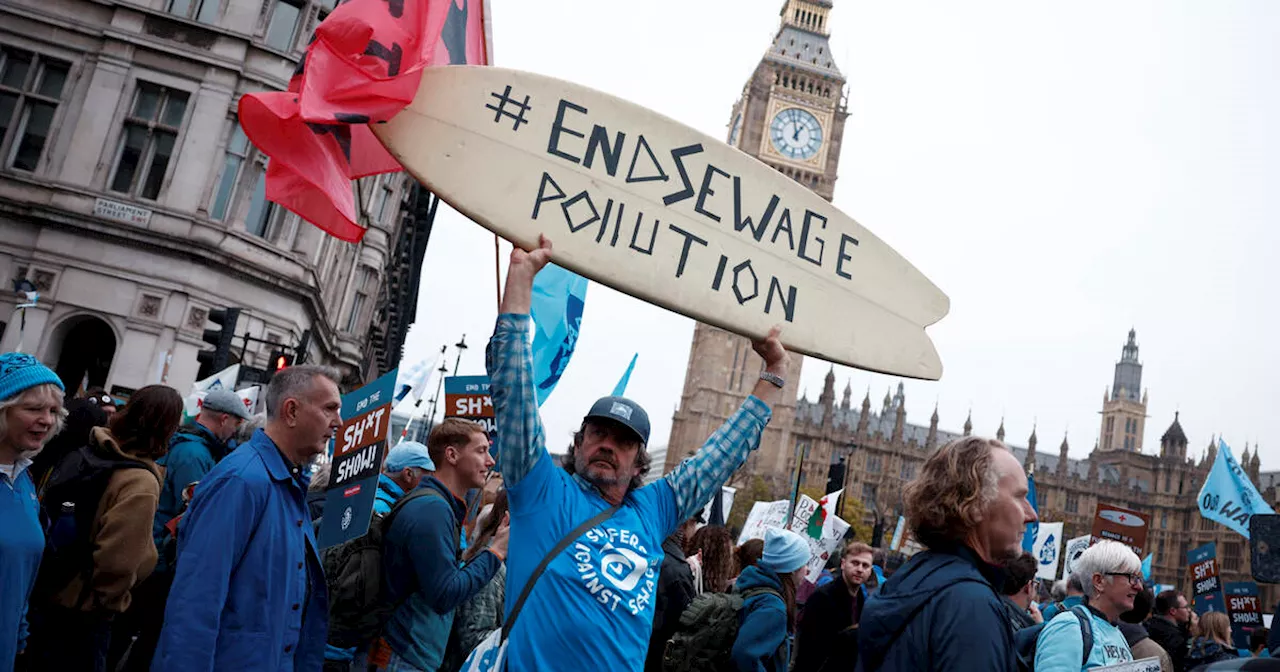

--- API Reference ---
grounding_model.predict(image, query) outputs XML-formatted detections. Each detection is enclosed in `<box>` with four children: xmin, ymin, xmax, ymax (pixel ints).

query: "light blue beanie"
<box><xmin>0</xmin><ymin>353</ymin><xmax>63</xmax><ymax>401</ymax></box>
<box><xmin>385</xmin><ymin>440</ymin><xmax>436</xmax><ymax>472</ymax></box>
<box><xmin>760</xmin><ymin>527</ymin><xmax>812</xmax><ymax>574</ymax></box>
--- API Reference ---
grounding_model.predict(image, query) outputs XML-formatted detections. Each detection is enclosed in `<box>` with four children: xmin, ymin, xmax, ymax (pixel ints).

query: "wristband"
<box><xmin>759</xmin><ymin>371</ymin><xmax>786</xmax><ymax>389</ymax></box>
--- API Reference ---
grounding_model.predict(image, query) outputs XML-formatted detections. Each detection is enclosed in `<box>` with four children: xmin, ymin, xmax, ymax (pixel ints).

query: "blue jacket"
<box><xmin>153</xmin><ymin>423</ymin><xmax>228</xmax><ymax>572</ymax></box>
<box><xmin>382</xmin><ymin>476</ymin><xmax>500</xmax><ymax>671</ymax></box>
<box><xmin>151</xmin><ymin>430</ymin><xmax>328</xmax><ymax>672</ymax></box>
<box><xmin>373</xmin><ymin>473</ymin><xmax>405</xmax><ymax>516</ymax></box>
<box><xmin>858</xmin><ymin>543</ymin><xmax>1014</xmax><ymax>672</ymax></box>
<box><xmin>731</xmin><ymin>565</ymin><xmax>790</xmax><ymax>672</ymax></box>
<box><xmin>1</xmin><ymin>461</ymin><xmax>42</xmax><ymax>670</ymax></box>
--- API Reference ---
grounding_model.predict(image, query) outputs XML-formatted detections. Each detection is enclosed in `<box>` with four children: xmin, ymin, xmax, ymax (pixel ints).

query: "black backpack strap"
<box><xmin>1067</xmin><ymin>605</ymin><xmax>1094</xmax><ymax>667</ymax></box>
<box><xmin>501</xmin><ymin>503</ymin><xmax>622</xmax><ymax>641</ymax></box>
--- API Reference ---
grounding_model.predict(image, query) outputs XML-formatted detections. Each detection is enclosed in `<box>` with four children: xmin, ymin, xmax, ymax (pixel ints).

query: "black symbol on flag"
<box><xmin>486</xmin><ymin>85</ymin><xmax>531</xmax><ymax>131</ymax></box>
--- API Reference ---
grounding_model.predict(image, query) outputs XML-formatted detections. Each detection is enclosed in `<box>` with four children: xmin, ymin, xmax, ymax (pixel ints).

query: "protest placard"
<box><xmin>317</xmin><ymin>369</ymin><xmax>396</xmax><ymax>549</ymax></box>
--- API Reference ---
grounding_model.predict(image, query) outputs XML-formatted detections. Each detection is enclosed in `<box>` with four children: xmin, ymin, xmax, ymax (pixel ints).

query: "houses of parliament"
<box><xmin>662</xmin><ymin>0</ymin><xmax>1276</xmax><ymax>602</ymax></box>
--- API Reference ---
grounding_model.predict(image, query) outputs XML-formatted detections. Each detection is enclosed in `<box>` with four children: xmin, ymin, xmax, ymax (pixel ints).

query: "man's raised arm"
<box><xmin>485</xmin><ymin>236</ymin><xmax>555</xmax><ymax>486</ymax></box>
<box><xmin>664</xmin><ymin>327</ymin><xmax>792</xmax><ymax>522</ymax></box>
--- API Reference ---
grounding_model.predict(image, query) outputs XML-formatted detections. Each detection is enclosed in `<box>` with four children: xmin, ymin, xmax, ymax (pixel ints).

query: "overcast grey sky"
<box><xmin>401</xmin><ymin>0</ymin><xmax>1279</xmax><ymax>468</ymax></box>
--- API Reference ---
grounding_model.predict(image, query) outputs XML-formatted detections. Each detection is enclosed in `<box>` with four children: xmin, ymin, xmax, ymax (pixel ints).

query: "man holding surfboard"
<box><xmin>485</xmin><ymin>235</ymin><xmax>790</xmax><ymax>671</ymax></box>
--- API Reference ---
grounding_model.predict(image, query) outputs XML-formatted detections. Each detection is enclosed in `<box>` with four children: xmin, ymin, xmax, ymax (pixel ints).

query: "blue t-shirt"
<box><xmin>1036</xmin><ymin>605</ymin><xmax>1133</xmax><ymax>670</ymax></box>
<box><xmin>504</xmin><ymin>452</ymin><xmax>678</xmax><ymax>672</ymax></box>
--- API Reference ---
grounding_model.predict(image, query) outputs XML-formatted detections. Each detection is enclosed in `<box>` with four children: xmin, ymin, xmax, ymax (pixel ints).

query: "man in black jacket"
<box><xmin>1146</xmin><ymin>589</ymin><xmax>1192</xmax><ymax>672</ymax></box>
<box><xmin>998</xmin><ymin>551</ymin><xmax>1041</xmax><ymax>633</ymax></box>
<box><xmin>795</xmin><ymin>541</ymin><xmax>874</xmax><ymax>672</ymax></box>
<box><xmin>645</xmin><ymin>515</ymin><xmax>700</xmax><ymax>672</ymax></box>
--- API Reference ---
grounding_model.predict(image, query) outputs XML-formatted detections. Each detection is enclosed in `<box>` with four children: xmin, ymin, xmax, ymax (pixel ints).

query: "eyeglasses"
<box><xmin>1104</xmin><ymin>572</ymin><xmax>1144</xmax><ymax>586</ymax></box>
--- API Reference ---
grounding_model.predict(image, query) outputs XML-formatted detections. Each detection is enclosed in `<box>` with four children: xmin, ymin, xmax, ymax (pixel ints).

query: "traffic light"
<box><xmin>196</xmin><ymin>307</ymin><xmax>241</xmax><ymax>373</ymax></box>
<box><xmin>270</xmin><ymin>350</ymin><xmax>294</xmax><ymax>373</ymax></box>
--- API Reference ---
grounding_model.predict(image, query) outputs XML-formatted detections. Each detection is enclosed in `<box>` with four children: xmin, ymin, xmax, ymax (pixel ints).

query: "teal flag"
<box><xmin>1198</xmin><ymin>438</ymin><xmax>1274</xmax><ymax>538</ymax></box>
<box><xmin>612</xmin><ymin>354</ymin><xmax>638</xmax><ymax>396</ymax></box>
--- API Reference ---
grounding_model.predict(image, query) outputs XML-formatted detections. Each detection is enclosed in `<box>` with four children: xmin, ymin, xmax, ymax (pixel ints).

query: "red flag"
<box><xmin>238</xmin><ymin>0</ymin><xmax>489</xmax><ymax>242</ymax></box>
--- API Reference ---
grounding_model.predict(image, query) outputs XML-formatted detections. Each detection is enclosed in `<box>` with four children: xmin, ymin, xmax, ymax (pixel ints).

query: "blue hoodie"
<box><xmin>731</xmin><ymin>565</ymin><xmax>789</xmax><ymax>672</ymax></box>
<box><xmin>1035</xmin><ymin>604</ymin><xmax>1132</xmax><ymax>670</ymax></box>
<box><xmin>858</xmin><ymin>543</ymin><xmax>1014</xmax><ymax>672</ymax></box>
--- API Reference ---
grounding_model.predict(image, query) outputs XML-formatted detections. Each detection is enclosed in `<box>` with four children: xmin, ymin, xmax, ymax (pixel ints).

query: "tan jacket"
<box><xmin>1130</xmin><ymin>637</ymin><xmax>1175</xmax><ymax>672</ymax></box>
<box><xmin>52</xmin><ymin>427</ymin><xmax>164</xmax><ymax>613</ymax></box>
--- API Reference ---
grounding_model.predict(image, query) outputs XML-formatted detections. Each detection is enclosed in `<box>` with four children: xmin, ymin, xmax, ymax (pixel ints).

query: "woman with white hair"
<box><xmin>0</xmin><ymin>353</ymin><xmax>65</xmax><ymax>670</ymax></box>
<box><xmin>1036</xmin><ymin>540</ymin><xmax>1141</xmax><ymax>670</ymax></box>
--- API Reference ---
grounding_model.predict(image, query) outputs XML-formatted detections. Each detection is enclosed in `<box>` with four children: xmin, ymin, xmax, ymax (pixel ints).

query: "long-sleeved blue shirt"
<box><xmin>1</xmin><ymin>459</ymin><xmax>42</xmax><ymax>671</ymax></box>
<box><xmin>1035</xmin><ymin>604</ymin><xmax>1133</xmax><ymax>670</ymax></box>
<box><xmin>382</xmin><ymin>476</ymin><xmax>500</xmax><ymax>670</ymax></box>
<box><xmin>486</xmin><ymin>313</ymin><xmax>771</xmax><ymax>672</ymax></box>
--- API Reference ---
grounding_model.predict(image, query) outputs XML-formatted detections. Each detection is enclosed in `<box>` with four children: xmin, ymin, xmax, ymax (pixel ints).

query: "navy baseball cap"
<box><xmin>584</xmin><ymin>396</ymin><xmax>650</xmax><ymax>445</ymax></box>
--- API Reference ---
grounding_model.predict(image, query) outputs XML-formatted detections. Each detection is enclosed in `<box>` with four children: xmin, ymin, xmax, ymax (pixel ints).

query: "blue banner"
<box><xmin>612</xmin><ymin>353</ymin><xmax>638</xmax><ymax>397</ymax></box>
<box><xmin>530</xmin><ymin>264</ymin><xmax>588</xmax><ymax>406</ymax></box>
<box><xmin>1198</xmin><ymin>438</ymin><xmax>1274</xmax><ymax>538</ymax></box>
<box><xmin>318</xmin><ymin>369</ymin><xmax>397</xmax><ymax>549</ymax></box>
<box><xmin>1022</xmin><ymin>471</ymin><xmax>1039</xmax><ymax>553</ymax></box>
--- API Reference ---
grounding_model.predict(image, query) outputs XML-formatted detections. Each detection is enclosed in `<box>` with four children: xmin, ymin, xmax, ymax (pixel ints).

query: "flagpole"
<box><xmin>494</xmin><ymin>235</ymin><xmax>502</xmax><ymax>312</ymax></box>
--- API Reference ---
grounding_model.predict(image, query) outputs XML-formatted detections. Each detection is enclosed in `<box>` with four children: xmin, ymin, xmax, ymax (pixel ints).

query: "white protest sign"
<box><xmin>193</xmin><ymin>364</ymin><xmax>240</xmax><ymax>392</ymax></box>
<box><xmin>698</xmin><ymin>485</ymin><xmax>737</xmax><ymax>527</ymax></box>
<box><xmin>1032</xmin><ymin>522</ymin><xmax>1064</xmax><ymax>581</ymax></box>
<box><xmin>1062</xmin><ymin>534</ymin><xmax>1091</xmax><ymax>581</ymax></box>
<box><xmin>1092</xmin><ymin>658</ymin><xmax>1160</xmax><ymax>672</ymax></box>
<box><xmin>889</xmin><ymin>516</ymin><xmax>907</xmax><ymax>551</ymax></box>
<box><xmin>785</xmin><ymin>494</ymin><xmax>851</xmax><ymax>583</ymax></box>
<box><xmin>376</xmin><ymin>67</ymin><xmax>950</xmax><ymax>380</ymax></box>
<box><xmin>738</xmin><ymin>500</ymin><xmax>788</xmax><ymax>546</ymax></box>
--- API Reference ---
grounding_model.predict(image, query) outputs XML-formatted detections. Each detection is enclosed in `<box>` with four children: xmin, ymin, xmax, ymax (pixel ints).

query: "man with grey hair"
<box><xmin>1043</xmin><ymin>573</ymin><xmax>1087</xmax><ymax>621</ymax></box>
<box><xmin>153</xmin><ymin>365</ymin><xmax>343</xmax><ymax>671</ymax></box>
<box><xmin>1036</xmin><ymin>540</ymin><xmax>1141</xmax><ymax>670</ymax></box>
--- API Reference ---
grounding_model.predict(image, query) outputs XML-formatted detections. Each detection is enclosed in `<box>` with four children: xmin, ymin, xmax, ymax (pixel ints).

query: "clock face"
<box><xmin>770</xmin><ymin>107</ymin><xmax>823</xmax><ymax>161</ymax></box>
<box><xmin>728</xmin><ymin>113</ymin><xmax>742</xmax><ymax>147</ymax></box>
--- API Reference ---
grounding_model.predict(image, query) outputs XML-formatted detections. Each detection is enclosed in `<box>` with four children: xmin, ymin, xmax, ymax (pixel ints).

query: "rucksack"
<box><xmin>1013</xmin><ymin>605</ymin><xmax>1094</xmax><ymax>671</ymax></box>
<box><xmin>322</xmin><ymin>487</ymin><xmax>449</xmax><ymax>649</ymax></box>
<box><xmin>662</xmin><ymin>586</ymin><xmax>782</xmax><ymax>672</ymax></box>
<box><xmin>33</xmin><ymin>443</ymin><xmax>150</xmax><ymax>606</ymax></box>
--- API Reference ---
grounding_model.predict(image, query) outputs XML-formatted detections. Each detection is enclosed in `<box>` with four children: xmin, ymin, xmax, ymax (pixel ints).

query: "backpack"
<box><xmin>322</xmin><ymin>487</ymin><xmax>450</xmax><ymax>649</ymax></box>
<box><xmin>1013</xmin><ymin>605</ymin><xmax>1094</xmax><ymax>672</ymax></box>
<box><xmin>662</xmin><ymin>586</ymin><xmax>782</xmax><ymax>672</ymax></box>
<box><xmin>33</xmin><ymin>443</ymin><xmax>150</xmax><ymax>606</ymax></box>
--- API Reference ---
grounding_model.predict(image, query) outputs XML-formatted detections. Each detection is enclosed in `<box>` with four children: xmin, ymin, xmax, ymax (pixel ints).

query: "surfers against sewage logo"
<box><xmin>571</xmin><ymin>524</ymin><xmax>658</xmax><ymax>617</ymax></box>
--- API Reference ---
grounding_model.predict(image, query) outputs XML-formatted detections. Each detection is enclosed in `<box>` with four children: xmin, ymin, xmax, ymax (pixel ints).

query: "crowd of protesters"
<box><xmin>1</xmin><ymin>238</ymin><xmax>1277</xmax><ymax>672</ymax></box>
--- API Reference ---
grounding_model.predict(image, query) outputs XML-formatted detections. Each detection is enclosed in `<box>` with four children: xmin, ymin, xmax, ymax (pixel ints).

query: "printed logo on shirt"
<box><xmin>572</xmin><ymin>525</ymin><xmax>658</xmax><ymax>616</ymax></box>
<box><xmin>1102</xmin><ymin>644</ymin><xmax>1133</xmax><ymax>663</ymax></box>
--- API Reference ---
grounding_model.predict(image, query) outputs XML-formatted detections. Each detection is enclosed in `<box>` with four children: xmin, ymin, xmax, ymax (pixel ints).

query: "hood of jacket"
<box><xmin>168</xmin><ymin>422</ymin><xmax>229</xmax><ymax>462</ymax></box>
<box><xmin>90</xmin><ymin>426</ymin><xmax>163</xmax><ymax>483</ymax></box>
<box><xmin>1188</xmin><ymin>637</ymin><xmax>1235</xmax><ymax>663</ymax></box>
<box><xmin>735</xmin><ymin>563</ymin><xmax>783</xmax><ymax>593</ymax></box>
<box><xmin>859</xmin><ymin>543</ymin><xmax>1003</xmax><ymax>656</ymax></box>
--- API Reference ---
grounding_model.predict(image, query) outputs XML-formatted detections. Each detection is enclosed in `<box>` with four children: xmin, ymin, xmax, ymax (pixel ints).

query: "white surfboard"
<box><xmin>374</xmin><ymin>66</ymin><xmax>950</xmax><ymax>379</ymax></box>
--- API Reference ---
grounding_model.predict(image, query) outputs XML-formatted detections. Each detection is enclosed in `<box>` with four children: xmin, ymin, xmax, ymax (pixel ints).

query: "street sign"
<box><xmin>317</xmin><ymin>369</ymin><xmax>397</xmax><ymax>549</ymax></box>
<box><xmin>1188</xmin><ymin>542</ymin><xmax>1226</xmax><ymax>615</ymax></box>
<box><xmin>1090</xmin><ymin>502</ymin><xmax>1150</xmax><ymax>556</ymax></box>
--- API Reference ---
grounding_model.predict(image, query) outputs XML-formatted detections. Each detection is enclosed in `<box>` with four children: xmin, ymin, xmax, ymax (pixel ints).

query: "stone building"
<box><xmin>0</xmin><ymin>0</ymin><xmax>416</xmax><ymax>396</ymax></box>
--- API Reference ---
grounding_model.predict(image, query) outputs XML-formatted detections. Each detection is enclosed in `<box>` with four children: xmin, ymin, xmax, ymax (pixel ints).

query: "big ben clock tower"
<box><xmin>664</xmin><ymin>0</ymin><xmax>848</xmax><ymax>485</ymax></box>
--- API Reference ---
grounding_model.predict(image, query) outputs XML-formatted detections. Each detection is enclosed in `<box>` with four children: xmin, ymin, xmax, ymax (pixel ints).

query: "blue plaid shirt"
<box><xmin>485</xmin><ymin>313</ymin><xmax>771</xmax><ymax>672</ymax></box>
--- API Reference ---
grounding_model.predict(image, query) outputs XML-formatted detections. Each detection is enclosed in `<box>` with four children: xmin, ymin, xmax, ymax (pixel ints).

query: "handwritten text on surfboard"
<box><xmin>486</xmin><ymin>86</ymin><xmax>860</xmax><ymax>323</ymax></box>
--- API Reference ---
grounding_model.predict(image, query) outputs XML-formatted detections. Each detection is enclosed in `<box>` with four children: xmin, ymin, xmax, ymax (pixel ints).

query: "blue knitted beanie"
<box><xmin>0</xmin><ymin>352</ymin><xmax>64</xmax><ymax>401</ymax></box>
